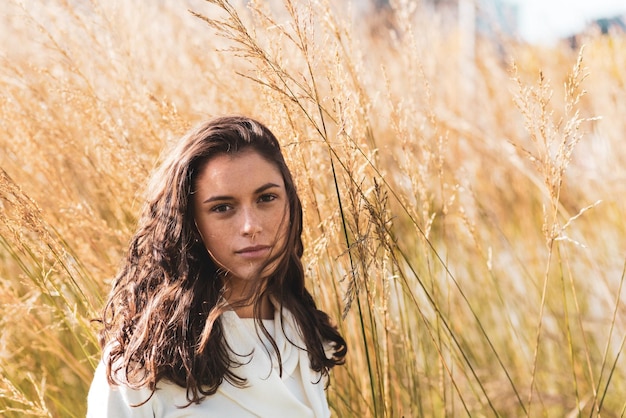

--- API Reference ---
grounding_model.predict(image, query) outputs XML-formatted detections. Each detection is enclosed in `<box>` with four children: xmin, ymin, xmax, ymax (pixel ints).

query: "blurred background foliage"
<box><xmin>1</xmin><ymin>0</ymin><xmax>625</xmax><ymax>416</ymax></box>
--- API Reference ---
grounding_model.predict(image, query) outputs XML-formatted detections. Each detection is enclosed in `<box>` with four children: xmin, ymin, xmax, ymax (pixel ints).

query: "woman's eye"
<box><xmin>258</xmin><ymin>194</ymin><xmax>277</xmax><ymax>203</ymax></box>
<box><xmin>211</xmin><ymin>204</ymin><xmax>232</xmax><ymax>213</ymax></box>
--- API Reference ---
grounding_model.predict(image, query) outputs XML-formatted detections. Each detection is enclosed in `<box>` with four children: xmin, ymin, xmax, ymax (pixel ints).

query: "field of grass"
<box><xmin>1</xmin><ymin>0</ymin><xmax>625</xmax><ymax>416</ymax></box>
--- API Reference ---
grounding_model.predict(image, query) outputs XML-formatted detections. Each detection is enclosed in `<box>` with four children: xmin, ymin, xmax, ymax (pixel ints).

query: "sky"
<box><xmin>504</xmin><ymin>0</ymin><xmax>626</xmax><ymax>44</ymax></box>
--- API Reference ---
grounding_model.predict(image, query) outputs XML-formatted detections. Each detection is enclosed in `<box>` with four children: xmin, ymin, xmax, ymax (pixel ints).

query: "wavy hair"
<box><xmin>98</xmin><ymin>115</ymin><xmax>346</xmax><ymax>404</ymax></box>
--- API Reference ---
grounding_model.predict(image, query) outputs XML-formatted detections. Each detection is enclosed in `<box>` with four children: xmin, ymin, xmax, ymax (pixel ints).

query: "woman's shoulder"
<box><xmin>88</xmin><ymin>357</ymin><xmax>217</xmax><ymax>417</ymax></box>
<box><xmin>86</xmin><ymin>357</ymin><xmax>277</xmax><ymax>418</ymax></box>
<box><xmin>87</xmin><ymin>359</ymin><xmax>159</xmax><ymax>418</ymax></box>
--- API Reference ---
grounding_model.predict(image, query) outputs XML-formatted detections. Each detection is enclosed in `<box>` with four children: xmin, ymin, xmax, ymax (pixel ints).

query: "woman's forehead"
<box><xmin>195</xmin><ymin>150</ymin><xmax>284</xmax><ymax>193</ymax></box>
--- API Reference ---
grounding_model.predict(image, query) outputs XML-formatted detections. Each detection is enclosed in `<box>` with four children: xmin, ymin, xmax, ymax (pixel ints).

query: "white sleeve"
<box><xmin>86</xmin><ymin>361</ymin><xmax>158</xmax><ymax>418</ymax></box>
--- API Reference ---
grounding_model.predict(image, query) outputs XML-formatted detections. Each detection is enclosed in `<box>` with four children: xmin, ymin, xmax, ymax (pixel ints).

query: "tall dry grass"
<box><xmin>1</xmin><ymin>0</ymin><xmax>625</xmax><ymax>416</ymax></box>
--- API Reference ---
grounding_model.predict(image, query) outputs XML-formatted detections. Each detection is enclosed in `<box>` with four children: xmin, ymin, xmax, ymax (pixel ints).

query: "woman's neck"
<box><xmin>223</xmin><ymin>274</ymin><xmax>274</xmax><ymax>319</ymax></box>
<box><xmin>233</xmin><ymin>295</ymin><xmax>274</xmax><ymax>319</ymax></box>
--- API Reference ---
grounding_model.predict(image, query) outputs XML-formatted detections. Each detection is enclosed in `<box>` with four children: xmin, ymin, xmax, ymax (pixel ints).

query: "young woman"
<box><xmin>87</xmin><ymin>116</ymin><xmax>347</xmax><ymax>417</ymax></box>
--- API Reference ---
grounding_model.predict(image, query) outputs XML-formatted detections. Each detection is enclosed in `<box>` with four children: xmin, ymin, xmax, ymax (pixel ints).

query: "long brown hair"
<box><xmin>98</xmin><ymin>115</ymin><xmax>346</xmax><ymax>404</ymax></box>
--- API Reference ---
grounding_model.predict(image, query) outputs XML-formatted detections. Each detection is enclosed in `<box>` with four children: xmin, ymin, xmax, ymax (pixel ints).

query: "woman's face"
<box><xmin>192</xmin><ymin>149</ymin><xmax>289</xmax><ymax>293</ymax></box>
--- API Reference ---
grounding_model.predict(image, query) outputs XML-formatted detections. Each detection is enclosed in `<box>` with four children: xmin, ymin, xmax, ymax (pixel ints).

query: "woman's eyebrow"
<box><xmin>203</xmin><ymin>194</ymin><xmax>233</xmax><ymax>204</ymax></box>
<box><xmin>202</xmin><ymin>183</ymin><xmax>281</xmax><ymax>204</ymax></box>
<box><xmin>254</xmin><ymin>182</ymin><xmax>281</xmax><ymax>194</ymax></box>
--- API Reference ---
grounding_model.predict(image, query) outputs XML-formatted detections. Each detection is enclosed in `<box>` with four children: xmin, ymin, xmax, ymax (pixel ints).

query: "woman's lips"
<box><xmin>235</xmin><ymin>245</ymin><xmax>271</xmax><ymax>259</ymax></box>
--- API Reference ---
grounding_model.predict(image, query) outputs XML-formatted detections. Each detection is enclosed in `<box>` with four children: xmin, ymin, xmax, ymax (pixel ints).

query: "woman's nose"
<box><xmin>241</xmin><ymin>208</ymin><xmax>262</xmax><ymax>238</ymax></box>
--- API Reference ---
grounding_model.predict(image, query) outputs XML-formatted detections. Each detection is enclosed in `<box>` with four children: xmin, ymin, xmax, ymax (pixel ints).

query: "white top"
<box><xmin>87</xmin><ymin>308</ymin><xmax>331</xmax><ymax>418</ymax></box>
